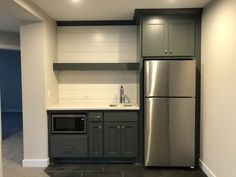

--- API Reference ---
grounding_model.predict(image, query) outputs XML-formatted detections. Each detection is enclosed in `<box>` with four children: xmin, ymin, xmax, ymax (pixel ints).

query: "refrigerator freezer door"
<box><xmin>144</xmin><ymin>60</ymin><xmax>196</xmax><ymax>97</ymax></box>
<box><xmin>145</xmin><ymin>98</ymin><xmax>195</xmax><ymax>166</ymax></box>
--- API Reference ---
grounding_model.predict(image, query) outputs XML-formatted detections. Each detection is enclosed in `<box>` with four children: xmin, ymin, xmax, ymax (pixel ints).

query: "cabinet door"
<box><xmin>89</xmin><ymin>123</ymin><xmax>103</xmax><ymax>157</ymax></box>
<box><xmin>104</xmin><ymin>122</ymin><xmax>121</xmax><ymax>157</ymax></box>
<box><xmin>121</xmin><ymin>122</ymin><xmax>138</xmax><ymax>158</ymax></box>
<box><xmin>168</xmin><ymin>19</ymin><xmax>195</xmax><ymax>56</ymax></box>
<box><xmin>142</xmin><ymin>17</ymin><xmax>168</xmax><ymax>57</ymax></box>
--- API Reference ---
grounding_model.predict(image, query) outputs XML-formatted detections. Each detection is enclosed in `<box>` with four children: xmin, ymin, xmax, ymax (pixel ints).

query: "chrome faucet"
<box><xmin>120</xmin><ymin>85</ymin><xmax>125</xmax><ymax>103</ymax></box>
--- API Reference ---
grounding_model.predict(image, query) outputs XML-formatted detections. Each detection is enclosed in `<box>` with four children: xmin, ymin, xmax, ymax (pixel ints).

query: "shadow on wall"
<box><xmin>0</xmin><ymin>49</ymin><xmax>22</xmax><ymax>139</ymax></box>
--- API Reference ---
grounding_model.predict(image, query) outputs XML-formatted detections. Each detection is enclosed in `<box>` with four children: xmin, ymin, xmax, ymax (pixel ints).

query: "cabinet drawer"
<box><xmin>88</xmin><ymin>112</ymin><xmax>103</xmax><ymax>122</ymax></box>
<box><xmin>50</xmin><ymin>135</ymin><xmax>88</xmax><ymax>158</ymax></box>
<box><xmin>104</xmin><ymin>112</ymin><xmax>137</xmax><ymax>122</ymax></box>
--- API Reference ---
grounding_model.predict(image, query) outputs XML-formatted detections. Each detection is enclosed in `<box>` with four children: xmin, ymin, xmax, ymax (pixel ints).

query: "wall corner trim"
<box><xmin>199</xmin><ymin>159</ymin><xmax>217</xmax><ymax>177</ymax></box>
<box><xmin>22</xmin><ymin>158</ymin><xmax>49</xmax><ymax>167</ymax></box>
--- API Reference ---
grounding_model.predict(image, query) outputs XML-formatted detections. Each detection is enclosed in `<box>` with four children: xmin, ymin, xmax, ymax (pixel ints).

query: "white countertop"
<box><xmin>47</xmin><ymin>103</ymin><xmax>140</xmax><ymax>111</ymax></box>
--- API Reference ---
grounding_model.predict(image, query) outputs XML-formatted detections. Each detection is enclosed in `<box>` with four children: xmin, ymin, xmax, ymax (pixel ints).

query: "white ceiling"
<box><xmin>0</xmin><ymin>0</ymin><xmax>212</xmax><ymax>33</ymax></box>
<box><xmin>0</xmin><ymin>11</ymin><xmax>20</xmax><ymax>32</ymax></box>
<box><xmin>0</xmin><ymin>0</ymin><xmax>40</xmax><ymax>33</ymax></box>
<box><xmin>30</xmin><ymin>0</ymin><xmax>212</xmax><ymax>21</ymax></box>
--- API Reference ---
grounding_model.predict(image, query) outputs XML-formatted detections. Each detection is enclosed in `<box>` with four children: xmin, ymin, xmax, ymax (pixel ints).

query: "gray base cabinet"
<box><xmin>104</xmin><ymin>122</ymin><xmax>121</xmax><ymax>157</ymax></box>
<box><xmin>104</xmin><ymin>112</ymin><xmax>138</xmax><ymax>158</ymax></box>
<box><xmin>104</xmin><ymin>122</ymin><xmax>137</xmax><ymax>158</ymax></box>
<box><xmin>88</xmin><ymin>123</ymin><xmax>103</xmax><ymax>157</ymax></box>
<box><xmin>121</xmin><ymin>122</ymin><xmax>138</xmax><ymax>157</ymax></box>
<box><xmin>142</xmin><ymin>17</ymin><xmax>195</xmax><ymax>57</ymax></box>
<box><xmin>50</xmin><ymin>135</ymin><xmax>88</xmax><ymax>158</ymax></box>
<box><xmin>48</xmin><ymin>111</ymin><xmax>138</xmax><ymax>161</ymax></box>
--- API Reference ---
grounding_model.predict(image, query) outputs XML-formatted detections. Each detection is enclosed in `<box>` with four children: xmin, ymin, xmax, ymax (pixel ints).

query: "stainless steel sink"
<box><xmin>120</xmin><ymin>104</ymin><xmax>132</xmax><ymax>107</ymax></box>
<box><xmin>109</xmin><ymin>104</ymin><xmax>117</xmax><ymax>107</ymax></box>
<box><xmin>109</xmin><ymin>103</ymin><xmax>133</xmax><ymax>107</ymax></box>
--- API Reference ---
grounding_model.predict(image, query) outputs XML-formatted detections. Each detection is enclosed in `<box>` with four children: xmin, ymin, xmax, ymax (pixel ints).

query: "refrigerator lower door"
<box><xmin>145</xmin><ymin>98</ymin><xmax>195</xmax><ymax>167</ymax></box>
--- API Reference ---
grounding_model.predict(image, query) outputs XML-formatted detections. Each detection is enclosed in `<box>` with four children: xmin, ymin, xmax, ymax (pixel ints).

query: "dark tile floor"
<box><xmin>45</xmin><ymin>164</ymin><xmax>207</xmax><ymax>177</ymax></box>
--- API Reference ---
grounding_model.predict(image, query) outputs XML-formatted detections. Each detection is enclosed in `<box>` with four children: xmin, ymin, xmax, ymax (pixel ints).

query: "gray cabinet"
<box><xmin>104</xmin><ymin>112</ymin><xmax>138</xmax><ymax>158</ymax></box>
<box><xmin>104</xmin><ymin>122</ymin><xmax>138</xmax><ymax>158</ymax></box>
<box><xmin>48</xmin><ymin>111</ymin><xmax>138</xmax><ymax>160</ymax></box>
<box><xmin>50</xmin><ymin>135</ymin><xmax>88</xmax><ymax>158</ymax></box>
<box><xmin>89</xmin><ymin>123</ymin><xmax>103</xmax><ymax>157</ymax></box>
<box><xmin>88</xmin><ymin>112</ymin><xmax>103</xmax><ymax>157</ymax></box>
<box><xmin>104</xmin><ymin>122</ymin><xmax>121</xmax><ymax>157</ymax></box>
<box><xmin>142</xmin><ymin>18</ymin><xmax>168</xmax><ymax>56</ymax></box>
<box><xmin>121</xmin><ymin>122</ymin><xmax>138</xmax><ymax>157</ymax></box>
<box><xmin>168</xmin><ymin>19</ymin><xmax>195</xmax><ymax>56</ymax></box>
<box><xmin>142</xmin><ymin>17</ymin><xmax>195</xmax><ymax>57</ymax></box>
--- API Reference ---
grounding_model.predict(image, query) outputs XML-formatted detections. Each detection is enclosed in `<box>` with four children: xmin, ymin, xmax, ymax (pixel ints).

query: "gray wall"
<box><xmin>0</xmin><ymin>31</ymin><xmax>20</xmax><ymax>46</ymax></box>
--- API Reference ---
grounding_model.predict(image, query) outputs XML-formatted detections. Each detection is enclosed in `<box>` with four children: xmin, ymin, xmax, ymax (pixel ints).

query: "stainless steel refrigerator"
<box><xmin>144</xmin><ymin>60</ymin><xmax>196</xmax><ymax>167</ymax></box>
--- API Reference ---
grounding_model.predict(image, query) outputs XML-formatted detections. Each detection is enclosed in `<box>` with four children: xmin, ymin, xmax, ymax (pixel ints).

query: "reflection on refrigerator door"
<box><xmin>144</xmin><ymin>60</ymin><xmax>196</xmax><ymax>97</ymax></box>
<box><xmin>145</xmin><ymin>98</ymin><xmax>195</xmax><ymax>166</ymax></box>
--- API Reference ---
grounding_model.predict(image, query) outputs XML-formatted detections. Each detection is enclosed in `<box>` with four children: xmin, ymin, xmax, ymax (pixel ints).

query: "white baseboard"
<box><xmin>22</xmin><ymin>158</ymin><xmax>49</xmax><ymax>167</ymax></box>
<box><xmin>199</xmin><ymin>159</ymin><xmax>217</xmax><ymax>177</ymax></box>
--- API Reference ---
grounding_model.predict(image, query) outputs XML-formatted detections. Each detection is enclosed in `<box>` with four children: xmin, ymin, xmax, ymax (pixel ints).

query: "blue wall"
<box><xmin>0</xmin><ymin>49</ymin><xmax>22</xmax><ymax>112</ymax></box>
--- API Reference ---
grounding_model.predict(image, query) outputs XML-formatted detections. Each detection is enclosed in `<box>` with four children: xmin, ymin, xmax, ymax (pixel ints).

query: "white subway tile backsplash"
<box><xmin>57</xmin><ymin>26</ymin><xmax>139</xmax><ymax>104</ymax></box>
<box><xmin>57</xmin><ymin>71</ymin><xmax>138</xmax><ymax>104</ymax></box>
<box><xmin>58</xmin><ymin>42</ymin><xmax>136</xmax><ymax>52</ymax></box>
<box><xmin>58</xmin><ymin>26</ymin><xmax>137</xmax><ymax>63</ymax></box>
<box><xmin>58</xmin><ymin>33</ymin><xmax>137</xmax><ymax>42</ymax></box>
<box><xmin>58</xmin><ymin>84</ymin><xmax>138</xmax><ymax>104</ymax></box>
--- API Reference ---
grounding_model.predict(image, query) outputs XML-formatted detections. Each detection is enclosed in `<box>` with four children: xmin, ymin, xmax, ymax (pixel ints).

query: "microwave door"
<box><xmin>144</xmin><ymin>60</ymin><xmax>196</xmax><ymax>97</ymax></box>
<box><xmin>53</xmin><ymin>118</ymin><xmax>71</xmax><ymax>131</ymax></box>
<box><xmin>52</xmin><ymin>114</ymin><xmax>86</xmax><ymax>133</ymax></box>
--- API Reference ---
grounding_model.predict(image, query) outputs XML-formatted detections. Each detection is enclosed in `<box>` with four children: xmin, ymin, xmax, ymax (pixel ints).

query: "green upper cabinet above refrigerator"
<box><xmin>142</xmin><ymin>17</ymin><xmax>195</xmax><ymax>57</ymax></box>
<box><xmin>142</xmin><ymin>17</ymin><xmax>168</xmax><ymax>57</ymax></box>
<box><xmin>168</xmin><ymin>19</ymin><xmax>195</xmax><ymax>56</ymax></box>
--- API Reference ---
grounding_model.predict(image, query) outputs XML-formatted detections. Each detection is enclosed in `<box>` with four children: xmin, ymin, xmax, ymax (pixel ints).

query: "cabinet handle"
<box><xmin>121</xmin><ymin>126</ymin><xmax>125</xmax><ymax>129</ymax></box>
<box><xmin>98</xmin><ymin>126</ymin><xmax>102</xmax><ymax>129</ymax></box>
<box><xmin>117</xmin><ymin>125</ymin><xmax>120</xmax><ymax>129</ymax></box>
<box><xmin>64</xmin><ymin>146</ymin><xmax>73</xmax><ymax>149</ymax></box>
<box><xmin>94</xmin><ymin>116</ymin><xmax>101</xmax><ymax>119</ymax></box>
<box><xmin>170</xmin><ymin>50</ymin><xmax>173</xmax><ymax>54</ymax></box>
<box><xmin>165</xmin><ymin>50</ymin><xmax>168</xmax><ymax>54</ymax></box>
<box><xmin>64</xmin><ymin>146</ymin><xmax>74</xmax><ymax>153</ymax></box>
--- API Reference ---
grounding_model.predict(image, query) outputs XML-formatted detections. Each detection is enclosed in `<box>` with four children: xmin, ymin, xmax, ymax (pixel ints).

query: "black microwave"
<box><xmin>51</xmin><ymin>114</ymin><xmax>86</xmax><ymax>134</ymax></box>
